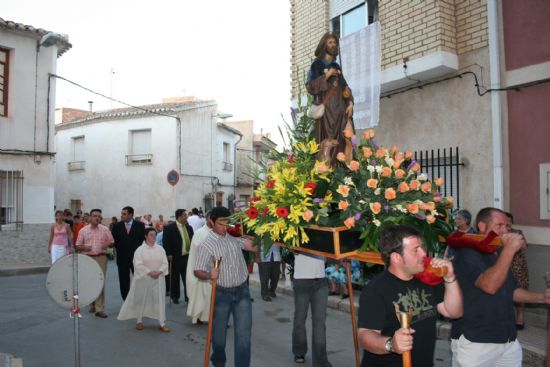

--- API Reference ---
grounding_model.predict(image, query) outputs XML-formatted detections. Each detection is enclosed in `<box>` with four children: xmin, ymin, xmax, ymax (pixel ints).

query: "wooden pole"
<box><xmin>168</xmin><ymin>258</ymin><xmax>173</xmax><ymax>307</ymax></box>
<box><xmin>345</xmin><ymin>261</ymin><xmax>361</xmax><ymax>367</ymax></box>
<box><xmin>204</xmin><ymin>258</ymin><xmax>221</xmax><ymax>367</ymax></box>
<box><xmin>398</xmin><ymin>310</ymin><xmax>413</xmax><ymax>367</ymax></box>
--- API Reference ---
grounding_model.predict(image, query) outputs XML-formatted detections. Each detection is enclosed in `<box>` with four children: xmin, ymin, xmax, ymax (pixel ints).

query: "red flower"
<box><xmin>247</xmin><ymin>207</ymin><xmax>259</xmax><ymax>219</ymax></box>
<box><xmin>287</xmin><ymin>154</ymin><xmax>296</xmax><ymax>163</ymax></box>
<box><xmin>276</xmin><ymin>207</ymin><xmax>289</xmax><ymax>217</ymax></box>
<box><xmin>304</xmin><ymin>182</ymin><xmax>317</xmax><ymax>194</ymax></box>
<box><xmin>261</xmin><ymin>207</ymin><xmax>269</xmax><ymax>217</ymax></box>
<box><xmin>250</xmin><ymin>196</ymin><xmax>261</xmax><ymax>204</ymax></box>
<box><xmin>266</xmin><ymin>180</ymin><xmax>276</xmax><ymax>189</ymax></box>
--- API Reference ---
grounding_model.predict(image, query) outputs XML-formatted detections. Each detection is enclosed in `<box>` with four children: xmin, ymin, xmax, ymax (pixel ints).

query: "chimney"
<box><xmin>88</xmin><ymin>101</ymin><xmax>93</xmax><ymax>114</ymax></box>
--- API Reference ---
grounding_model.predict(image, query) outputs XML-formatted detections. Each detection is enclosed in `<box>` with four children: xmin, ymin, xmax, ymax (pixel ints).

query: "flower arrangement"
<box><xmin>234</xmin><ymin>100</ymin><xmax>453</xmax><ymax>255</ymax></box>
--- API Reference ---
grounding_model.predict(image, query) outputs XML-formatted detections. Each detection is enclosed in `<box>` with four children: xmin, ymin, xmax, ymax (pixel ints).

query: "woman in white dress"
<box><xmin>118</xmin><ymin>227</ymin><xmax>170</xmax><ymax>332</ymax></box>
<box><xmin>48</xmin><ymin>210</ymin><xmax>73</xmax><ymax>264</ymax></box>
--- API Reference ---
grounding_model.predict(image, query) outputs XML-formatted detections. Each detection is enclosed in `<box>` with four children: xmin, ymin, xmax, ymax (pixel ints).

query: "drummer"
<box><xmin>76</xmin><ymin>208</ymin><xmax>114</xmax><ymax>319</ymax></box>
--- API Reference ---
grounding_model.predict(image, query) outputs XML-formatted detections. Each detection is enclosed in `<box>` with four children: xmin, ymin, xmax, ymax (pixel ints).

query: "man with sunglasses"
<box><xmin>357</xmin><ymin>225</ymin><xmax>462</xmax><ymax>367</ymax></box>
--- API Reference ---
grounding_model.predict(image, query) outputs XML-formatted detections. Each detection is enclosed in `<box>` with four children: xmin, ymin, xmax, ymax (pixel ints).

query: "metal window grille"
<box><xmin>414</xmin><ymin>147</ymin><xmax>463</xmax><ymax>208</ymax></box>
<box><xmin>0</xmin><ymin>170</ymin><xmax>23</xmax><ymax>230</ymax></box>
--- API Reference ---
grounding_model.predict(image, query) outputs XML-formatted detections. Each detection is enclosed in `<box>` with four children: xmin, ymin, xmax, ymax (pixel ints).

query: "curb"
<box><xmin>0</xmin><ymin>353</ymin><xmax>23</xmax><ymax>367</ymax></box>
<box><xmin>0</xmin><ymin>266</ymin><xmax>50</xmax><ymax>277</ymax></box>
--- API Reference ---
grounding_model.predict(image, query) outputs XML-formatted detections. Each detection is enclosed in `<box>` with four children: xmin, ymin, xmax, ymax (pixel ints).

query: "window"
<box><xmin>68</xmin><ymin>136</ymin><xmax>85</xmax><ymax>171</ymax></box>
<box><xmin>222</xmin><ymin>142</ymin><xmax>232</xmax><ymax>171</ymax></box>
<box><xmin>127</xmin><ymin>129</ymin><xmax>152</xmax><ymax>165</ymax></box>
<box><xmin>0</xmin><ymin>47</ymin><xmax>9</xmax><ymax>117</ymax></box>
<box><xmin>540</xmin><ymin>163</ymin><xmax>550</xmax><ymax>220</ymax></box>
<box><xmin>0</xmin><ymin>170</ymin><xmax>23</xmax><ymax>230</ymax></box>
<box><xmin>330</xmin><ymin>1</ymin><xmax>378</xmax><ymax>38</ymax></box>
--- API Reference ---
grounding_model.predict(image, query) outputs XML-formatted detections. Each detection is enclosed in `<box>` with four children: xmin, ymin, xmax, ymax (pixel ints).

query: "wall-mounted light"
<box><xmin>37</xmin><ymin>32</ymin><xmax>62</xmax><ymax>52</ymax></box>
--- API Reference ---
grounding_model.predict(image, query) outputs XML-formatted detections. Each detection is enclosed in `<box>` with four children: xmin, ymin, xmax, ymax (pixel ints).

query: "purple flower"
<box><xmin>313</xmin><ymin>198</ymin><xmax>325</xmax><ymax>203</ymax></box>
<box><xmin>415</xmin><ymin>214</ymin><xmax>426</xmax><ymax>220</ymax></box>
<box><xmin>407</xmin><ymin>160</ymin><xmax>418</xmax><ymax>171</ymax></box>
<box><xmin>354</xmin><ymin>212</ymin><xmax>362</xmax><ymax>220</ymax></box>
<box><xmin>351</xmin><ymin>136</ymin><xmax>358</xmax><ymax>148</ymax></box>
<box><xmin>371</xmin><ymin>139</ymin><xmax>379</xmax><ymax>149</ymax></box>
<box><xmin>384</xmin><ymin>205</ymin><xmax>389</xmax><ymax>212</ymax></box>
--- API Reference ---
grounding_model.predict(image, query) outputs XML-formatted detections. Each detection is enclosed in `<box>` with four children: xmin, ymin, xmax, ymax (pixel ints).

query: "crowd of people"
<box><xmin>48</xmin><ymin>203</ymin><xmax>549</xmax><ymax>367</ymax></box>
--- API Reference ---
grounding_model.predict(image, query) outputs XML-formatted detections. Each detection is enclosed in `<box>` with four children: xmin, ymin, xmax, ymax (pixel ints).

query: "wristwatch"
<box><xmin>384</xmin><ymin>337</ymin><xmax>394</xmax><ymax>353</ymax></box>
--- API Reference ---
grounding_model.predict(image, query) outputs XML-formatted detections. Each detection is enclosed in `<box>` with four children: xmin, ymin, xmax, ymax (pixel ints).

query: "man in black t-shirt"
<box><xmin>358</xmin><ymin>225</ymin><xmax>463</xmax><ymax>367</ymax></box>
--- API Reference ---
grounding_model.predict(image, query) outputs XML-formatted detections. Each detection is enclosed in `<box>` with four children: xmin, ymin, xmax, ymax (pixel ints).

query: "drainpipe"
<box><xmin>234</xmin><ymin>133</ymin><xmax>243</xmax><ymax>194</ymax></box>
<box><xmin>487</xmin><ymin>0</ymin><xmax>504</xmax><ymax>209</ymax></box>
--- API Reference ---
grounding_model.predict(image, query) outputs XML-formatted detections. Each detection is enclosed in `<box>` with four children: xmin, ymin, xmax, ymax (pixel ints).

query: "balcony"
<box><xmin>126</xmin><ymin>154</ymin><xmax>153</xmax><ymax>165</ymax></box>
<box><xmin>68</xmin><ymin>161</ymin><xmax>85</xmax><ymax>171</ymax></box>
<box><xmin>222</xmin><ymin>161</ymin><xmax>233</xmax><ymax>171</ymax></box>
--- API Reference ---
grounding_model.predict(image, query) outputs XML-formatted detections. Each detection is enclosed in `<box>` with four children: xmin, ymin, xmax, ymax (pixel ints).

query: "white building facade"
<box><xmin>55</xmin><ymin>99</ymin><xmax>241</xmax><ymax>221</ymax></box>
<box><xmin>0</xmin><ymin>18</ymin><xmax>71</xmax><ymax>266</ymax></box>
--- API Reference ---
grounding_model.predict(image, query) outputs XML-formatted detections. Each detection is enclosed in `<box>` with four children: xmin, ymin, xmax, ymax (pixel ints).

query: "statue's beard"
<box><xmin>325</xmin><ymin>46</ymin><xmax>338</xmax><ymax>58</ymax></box>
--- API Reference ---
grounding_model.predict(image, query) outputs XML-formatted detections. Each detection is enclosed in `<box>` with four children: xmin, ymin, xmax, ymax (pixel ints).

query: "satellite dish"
<box><xmin>46</xmin><ymin>254</ymin><xmax>104</xmax><ymax>309</ymax></box>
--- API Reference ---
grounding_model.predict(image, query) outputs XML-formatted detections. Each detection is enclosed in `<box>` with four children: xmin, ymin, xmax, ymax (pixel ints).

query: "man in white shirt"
<box><xmin>292</xmin><ymin>253</ymin><xmax>332</xmax><ymax>366</ymax></box>
<box><xmin>187</xmin><ymin>207</ymin><xmax>206</xmax><ymax>232</ymax></box>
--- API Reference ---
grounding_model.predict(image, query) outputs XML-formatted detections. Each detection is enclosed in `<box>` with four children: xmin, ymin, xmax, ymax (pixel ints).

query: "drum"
<box><xmin>45</xmin><ymin>254</ymin><xmax>104</xmax><ymax>310</ymax></box>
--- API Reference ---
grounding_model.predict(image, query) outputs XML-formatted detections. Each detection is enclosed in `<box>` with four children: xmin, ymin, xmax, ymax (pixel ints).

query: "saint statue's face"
<box><xmin>325</xmin><ymin>36</ymin><xmax>339</xmax><ymax>57</ymax></box>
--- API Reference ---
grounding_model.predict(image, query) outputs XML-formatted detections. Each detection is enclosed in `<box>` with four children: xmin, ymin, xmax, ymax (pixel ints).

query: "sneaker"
<box><xmin>262</xmin><ymin>295</ymin><xmax>272</xmax><ymax>302</ymax></box>
<box><xmin>294</xmin><ymin>356</ymin><xmax>305</xmax><ymax>363</ymax></box>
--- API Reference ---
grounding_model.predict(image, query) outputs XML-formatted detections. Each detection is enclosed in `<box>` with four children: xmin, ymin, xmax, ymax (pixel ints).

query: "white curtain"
<box><xmin>339</xmin><ymin>21</ymin><xmax>381</xmax><ymax>129</ymax></box>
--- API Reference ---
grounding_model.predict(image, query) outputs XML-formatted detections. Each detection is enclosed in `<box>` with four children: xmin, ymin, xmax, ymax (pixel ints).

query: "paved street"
<box><xmin>0</xmin><ymin>261</ymin><xmax>452</xmax><ymax>367</ymax></box>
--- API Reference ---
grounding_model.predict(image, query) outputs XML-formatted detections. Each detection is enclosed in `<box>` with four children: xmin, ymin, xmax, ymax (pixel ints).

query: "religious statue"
<box><xmin>307</xmin><ymin>32</ymin><xmax>355</xmax><ymax>165</ymax></box>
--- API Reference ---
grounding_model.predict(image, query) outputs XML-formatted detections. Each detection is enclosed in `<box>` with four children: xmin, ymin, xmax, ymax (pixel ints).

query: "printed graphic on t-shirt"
<box><xmin>392</xmin><ymin>288</ymin><xmax>437</xmax><ymax>323</ymax></box>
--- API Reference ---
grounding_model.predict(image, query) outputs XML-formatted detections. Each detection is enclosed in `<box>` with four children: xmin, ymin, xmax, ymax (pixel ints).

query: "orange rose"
<box><xmin>375</xmin><ymin>148</ymin><xmax>386</xmax><ymax>158</ymax></box>
<box><xmin>394</xmin><ymin>169</ymin><xmax>406</xmax><ymax>179</ymax></box>
<box><xmin>363</xmin><ymin>147</ymin><xmax>372</xmax><ymax>158</ymax></box>
<box><xmin>381</xmin><ymin>166</ymin><xmax>392</xmax><ymax>177</ymax></box>
<box><xmin>390</xmin><ymin>145</ymin><xmax>398</xmax><ymax>154</ymax></box>
<box><xmin>421</xmin><ymin>182</ymin><xmax>432</xmax><ymax>193</ymax></box>
<box><xmin>302</xmin><ymin>209</ymin><xmax>314</xmax><ymax>222</ymax></box>
<box><xmin>405</xmin><ymin>151</ymin><xmax>414</xmax><ymax>159</ymax></box>
<box><xmin>426</xmin><ymin>214</ymin><xmax>436</xmax><ymax>224</ymax></box>
<box><xmin>369</xmin><ymin>202</ymin><xmax>382</xmax><ymax>215</ymax></box>
<box><xmin>393</xmin><ymin>159</ymin><xmax>404</xmax><ymax>169</ymax></box>
<box><xmin>362</xmin><ymin>129</ymin><xmax>375</xmax><ymax>139</ymax></box>
<box><xmin>315</xmin><ymin>161</ymin><xmax>329</xmax><ymax>174</ymax></box>
<box><xmin>348</xmin><ymin>160</ymin><xmax>360</xmax><ymax>171</ymax></box>
<box><xmin>394</xmin><ymin>152</ymin><xmax>404</xmax><ymax>162</ymax></box>
<box><xmin>398</xmin><ymin>182</ymin><xmax>410</xmax><ymax>193</ymax></box>
<box><xmin>435</xmin><ymin>177</ymin><xmax>444</xmax><ymax>186</ymax></box>
<box><xmin>409</xmin><ymin>180</ymin><xmax>420</xmax><ymax>190</ymax></box>
<box><xmin>410</xmin><ymin>162</ymin><xmax>421</xmax><ymax>172</ymax></box>
<box><xmin>367</xmin><ymin>178</ymin><xmax>378</xmax><ymax>189</ymax></box>
<box><xmin>338</xmin><ymin>200</ymin><xmax>349</xmax><ymax>210</ymax></box>
<box><xmin>385</xmin><ymin>188</ymin><xmax>397</xmax><ymax>200</ymax></box>
<box><xmin>344</xmin><ymin>216</ymin><xmax>356</xmax><ymax>229</ymax></box>
<box><xmin>426</xmin><ymin>201</ymin><xmax>436</xmax><ymax>211</ymax></box>
<box><xmin>343</xmin><ymin>129</ymin><xmax>354</xmax><ymax>138</ymax></box>
<box><xmin>434</xmin><ymin>194</ymin><xmax>442</xmax><ymax>203</ymax></box>
<box><xmin>406</xmin><ymin>203</ymin><xmax>419</xmax><ymax>214</ymax></box>
<box><xmin>336</xmin><ymin>152</ymin><xmax>346</xmax><ymax>162</ymax></box>
<box><xmin>336</xmin><ymin>184</ymin><xmax>350</xmax><ymax>197</ymax></box>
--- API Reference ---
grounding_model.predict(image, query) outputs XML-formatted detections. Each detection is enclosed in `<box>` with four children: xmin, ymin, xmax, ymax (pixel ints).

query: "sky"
<box><xmin>3</xmin><ymin>0</ymin><xmax>292</xmax><ymax>146</ymax></box>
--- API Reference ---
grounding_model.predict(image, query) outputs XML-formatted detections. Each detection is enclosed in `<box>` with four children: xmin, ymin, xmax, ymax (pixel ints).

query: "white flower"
<box><xmin>367</xmin><ymin>165</ymin><xmax>375</xmax><ymax>173</ymax></box>
<box><xmin>344</xmin><ymin>176</ymin><xmax>354</xmax><ymax>186</ymax></box>
<box><xmin>358</xmin><ymin>200</ymin><xmax>366</xmax><ymax>204</ymax></box>
<box><xmin>418</xmin><ymin>173</ymin><xmax>428</xmax><ymax>181</ymax></box>
<box><xmin>385</xmin><ymin>157</ymin><xmax>395</xmax><ymax>167</ymax></box>
<box><xmin>396</xmin><ymin>204</ymin><xmax>407</xmax><ymax>213</ymax></box>
<box><xmin>374</xmin><ymin>188</ymin><xmax>381</xmax><ymax>195</ymax></box>
<box><xmin>373</xmin><ymin>219</ymin><xmax>381</xmax><ymax>227</ymax></box>
<box><xmin>375</xmin><ymin>165</ymin><xmax>383</xmax><ymax>173</ymax></box>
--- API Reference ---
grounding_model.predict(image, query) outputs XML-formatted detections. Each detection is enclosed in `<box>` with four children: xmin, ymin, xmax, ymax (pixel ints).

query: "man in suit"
<box><xmin>163</xmin><ymin>209</ymin><xmax>194</xmax><ymax>304</ymax></box>
<box><xmin>112</xmin><ymin>206</ymin><xmax>145</xmax><ymax>300</ymax></box>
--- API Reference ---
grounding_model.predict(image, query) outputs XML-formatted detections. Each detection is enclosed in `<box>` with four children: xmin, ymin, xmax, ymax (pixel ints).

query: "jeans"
<box><xmin>211</xmin><ymin>282</ymin><xmax>252</xmax><ymax>367</ymax></box>
<box><xmin>292</xmin><ymin>278</ymin><xmax>332</xmax><ymax>367</ymax></box>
